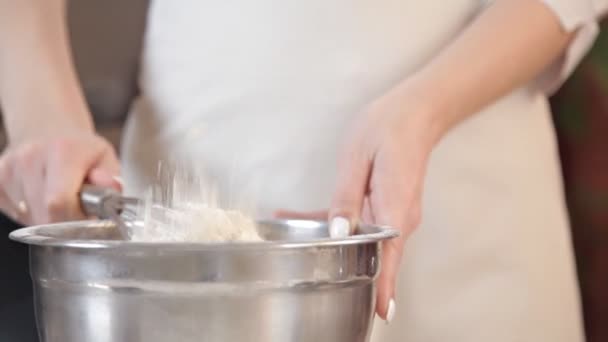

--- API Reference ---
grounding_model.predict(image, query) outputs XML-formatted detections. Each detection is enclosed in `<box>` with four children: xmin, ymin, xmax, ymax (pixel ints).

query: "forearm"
<box><xmin>0</xmin><ymin>0</ymin><xmax>94</xmax><ymax>144</ymax></box>
<box><xmin>405</xmin><ymin>0</ymin><xmax>576</xmax><ymax>140</ymax></box>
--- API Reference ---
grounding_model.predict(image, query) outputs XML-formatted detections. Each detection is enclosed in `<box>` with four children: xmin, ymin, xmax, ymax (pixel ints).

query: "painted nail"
<box><xmin>329</xmin><ymin>216</ymin><xmax>351</xmax><ymax>238</ymax></box>
<box><xmin>17</xmin><ymin>200</ymin><xmax>28</xmax><ymax>215</ymax></box>
<box><xmin>113</xmin><ymin>176</ymin><xmax>124</xmax><ymax>188</ymax></box>
<box><xmin>386</xmin><ymin>298</ymin><xmax>396</xmax><ymax>324</ymax></box>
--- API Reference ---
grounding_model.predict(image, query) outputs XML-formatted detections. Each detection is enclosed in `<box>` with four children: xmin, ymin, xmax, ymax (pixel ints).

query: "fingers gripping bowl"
<box><xmin>10</xmin><ymin>219</ymin><xmax>398</xmax><ymax>342</ymax></box>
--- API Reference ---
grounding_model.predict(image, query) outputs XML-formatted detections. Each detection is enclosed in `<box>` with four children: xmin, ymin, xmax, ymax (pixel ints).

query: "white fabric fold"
<box><xmin>538</xmin><ymin>0</ymin><xmax>605</xmax><ymax>93</ymax></box>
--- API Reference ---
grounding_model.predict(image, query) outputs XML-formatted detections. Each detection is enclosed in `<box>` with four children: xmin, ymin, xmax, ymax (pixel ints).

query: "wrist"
<box><xmin>6</xmin><ymin>111</ymin><xmax>95</xmax><ymax>146</ymax></box>
<box><xmin>390</xmin><ymin>76</ymin><xmax>453</xmax><ymax>148</ymax></box>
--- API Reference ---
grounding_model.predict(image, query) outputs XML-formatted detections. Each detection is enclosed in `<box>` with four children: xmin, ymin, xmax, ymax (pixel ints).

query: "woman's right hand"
<box><xmin>0</xmin><ymin>133</ymin><xmax>121</xmax><ymax>225</ymax></box>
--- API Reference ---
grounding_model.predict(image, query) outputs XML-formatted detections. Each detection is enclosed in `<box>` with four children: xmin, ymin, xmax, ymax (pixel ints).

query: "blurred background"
<box><xmin>0</xmin><ymin>1</ymin><xmax>606</xmax><ymax>341</ymax></box>
<box><xmin>551</xmin><ymin>22</ymin><xmax>608</xmax><ymax>342</ymax></box>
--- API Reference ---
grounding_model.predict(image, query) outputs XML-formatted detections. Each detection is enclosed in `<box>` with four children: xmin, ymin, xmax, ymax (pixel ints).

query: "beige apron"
<box><xmin>122</xmin><ymin>0</ymin><xmax>599</xmax><ymax>340</ymax></box>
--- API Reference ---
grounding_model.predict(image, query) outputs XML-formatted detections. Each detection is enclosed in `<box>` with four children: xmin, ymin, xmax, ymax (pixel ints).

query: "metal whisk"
<box><xmin>79</xmin><ymin>185</ymin><xmax>141</xmax><ymax>239</ymax></box>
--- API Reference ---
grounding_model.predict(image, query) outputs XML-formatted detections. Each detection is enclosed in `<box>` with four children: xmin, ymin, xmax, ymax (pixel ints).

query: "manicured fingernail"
<box><xmin>386</xmin><ymin>298</ymin><xmax>396</xmax><ymax>324</ymax></box>
<box><xmin>113</xmin><ymin>176</ymin><xmax>124</xmax><ymax>188</ymax></box>
<box><xmin>329</xmin><ymin>216</ymin><xmax>351</xmax><ymax>238</ymax></box>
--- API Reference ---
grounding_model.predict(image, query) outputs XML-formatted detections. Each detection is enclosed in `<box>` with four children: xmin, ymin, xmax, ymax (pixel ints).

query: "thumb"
<box><xmin>375</xmin><ymin>236</ymin><xmax>403</xmax><ymax>322</ymax></box>
<box><xmin>371</xmin><ymin>155</ymin><xmax>423</xmax><ymax>322</ymax></box>
<box><xmin>373</xmin><ymin>196</ymin><xmax>408</xmax><ymax>323</ymax></box>
<box><xmin>87</xmin><ymin>152</ymin><xmax>122</xmax><ymax>191</ymax></box>
<box><xmin>328</xmin><ymin>146</ymin><xmax>372</xmax><ymax>238</ymax></box>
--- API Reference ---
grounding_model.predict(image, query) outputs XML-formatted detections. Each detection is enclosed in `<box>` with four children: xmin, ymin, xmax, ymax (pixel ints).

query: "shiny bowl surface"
<box><xmin>10</xmin><ymin>219</ymin><xmax>397</xmax><ymax>342</ymax></box>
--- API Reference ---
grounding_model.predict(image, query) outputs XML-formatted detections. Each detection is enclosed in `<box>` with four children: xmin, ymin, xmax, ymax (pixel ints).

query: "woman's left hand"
<box><xmin>275</xmin><ymin>0</ymin><xmax>582</xmax><ymax>322</ymax></box>
<box><xmin>277</xmin><ymin>80</ymin><xmax>445</xmax><ymax>322</ymax></box>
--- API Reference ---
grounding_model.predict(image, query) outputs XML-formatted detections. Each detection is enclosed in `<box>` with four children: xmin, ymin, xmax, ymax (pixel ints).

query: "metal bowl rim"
<box><xmin>9</xmin><ymin>219</ymin><xmax>399</xmax><ymax>250</ymax></box>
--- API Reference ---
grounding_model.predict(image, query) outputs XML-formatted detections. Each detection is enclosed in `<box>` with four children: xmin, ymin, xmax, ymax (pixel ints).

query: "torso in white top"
<box><xmin>122</xmin><ymin>1</ymin><xmax>586</xmax><ymax>340</ymax></box>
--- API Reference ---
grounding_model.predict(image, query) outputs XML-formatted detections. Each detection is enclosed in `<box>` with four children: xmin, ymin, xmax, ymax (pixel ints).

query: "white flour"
<box><xmin>129</xmin><ymin>164</ymin><xmax>262</xmax><ymax>243</ymax></box>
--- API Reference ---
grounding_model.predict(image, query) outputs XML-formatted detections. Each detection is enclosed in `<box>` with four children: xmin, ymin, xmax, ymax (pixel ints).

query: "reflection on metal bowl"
<box><xmin>10</xmin><ymin>219</ymin><xmax>398</xmax><ymax>342</ymax></box>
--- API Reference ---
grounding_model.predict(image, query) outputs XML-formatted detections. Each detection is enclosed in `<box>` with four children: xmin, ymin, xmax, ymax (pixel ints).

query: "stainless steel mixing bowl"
<box><xmin>9</xmin><ymin>219</ymin><xmax>398</xmax><ymax>342</ymax></box>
